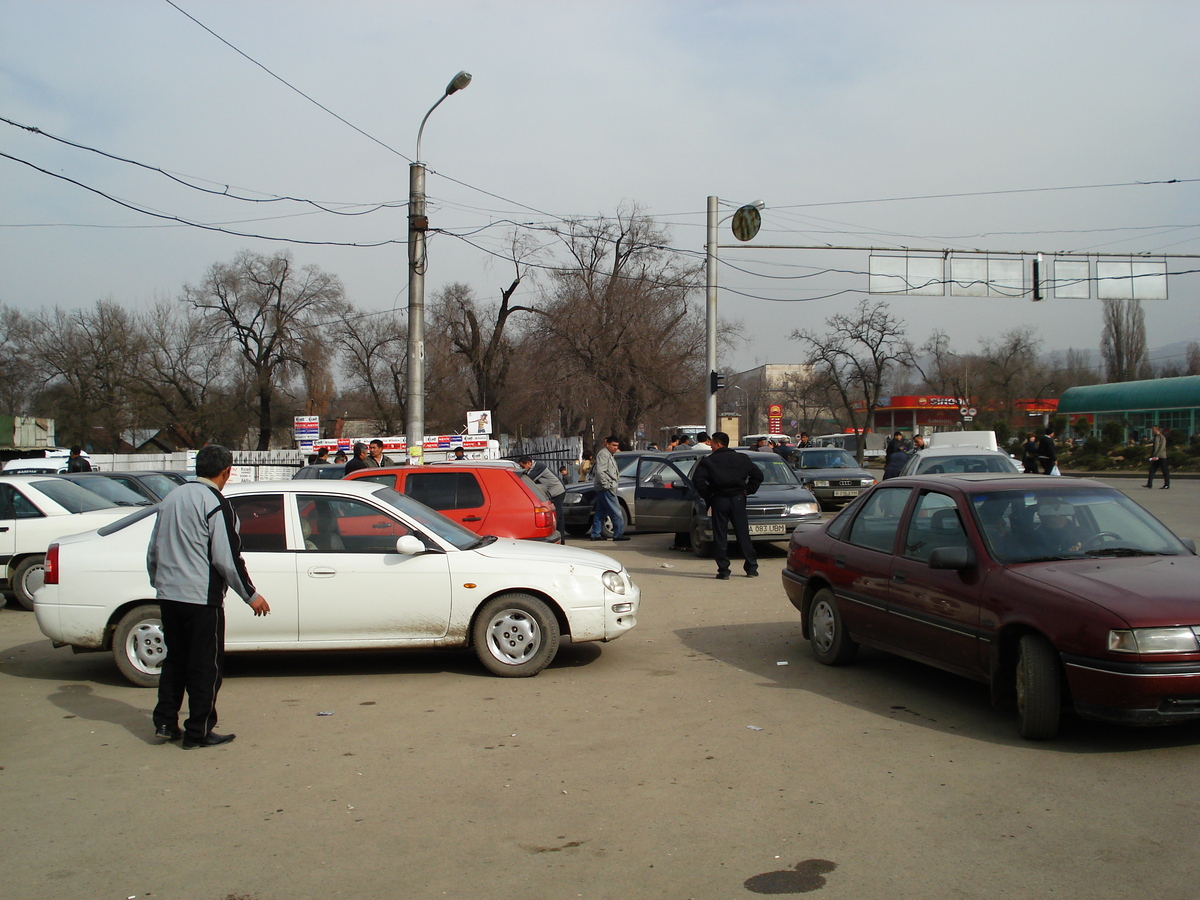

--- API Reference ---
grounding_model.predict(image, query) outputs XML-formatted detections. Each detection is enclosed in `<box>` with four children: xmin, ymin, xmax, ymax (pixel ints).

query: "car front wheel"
<box><xmin>1015</xmin><ymin>633</ymin><xmax>1061</xmax><ymax>740</ymax></box>
<box><xmin>113</xmin><ymin>604</ymin><xmax>165</xmax><ymax>688</ymax></box>
<box><xmin>473</xmin><ymin>593</ymin><xmax>560</xmax><ymax>677</ymax></box>
<box><xmin>13</xmin><ymin>555</ymin><xmax>46</xmax><ymax>610</ymax></box>
<box><xmin>808</xmin><ymin>588</ymin><xmax>858</xmax><ymax>665</ymax></box>
<box><xmin>690</xmin><ymin>517</ymin><xmax>714</xmax><ymax>558</ymax></box>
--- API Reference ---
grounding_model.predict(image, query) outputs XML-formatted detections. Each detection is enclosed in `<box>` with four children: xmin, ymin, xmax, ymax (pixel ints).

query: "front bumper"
<box><xmin>809</xmin><ymin>485</ymin><xmax>869</xmax><ymax>507</ymax></box>
<box><xmin>1061</xmin><ymin>652</ymin><xmax>1200</xmax><ymax>725</ymax></box>
<box><xmin>695</xmin><ymin>513</ymin><xmax>820</xmax><ymax>544</ymax></box>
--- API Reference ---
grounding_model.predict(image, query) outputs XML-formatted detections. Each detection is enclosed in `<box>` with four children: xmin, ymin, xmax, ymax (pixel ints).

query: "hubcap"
<box><xmin>127</xmin><ymin>620</ymin><xmax>167</xmax><ymax>675</ymax></box>
<box><xmin>811</xmin><ymin>600</ymin><xmax>835</xmax><ymax>652</ymax></box>
<box><xmin>20</xmin><ymin>563</ymin><xmax>44</xmax><ymax>598</ymax></box>
<box><xmin>484</xmin><ymin>609</ymin><xmax>541</xmax><ymax>666</ymax></box>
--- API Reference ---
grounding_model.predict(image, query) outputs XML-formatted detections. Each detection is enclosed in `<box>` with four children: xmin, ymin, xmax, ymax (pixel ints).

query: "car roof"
<box><xmin>911</xmin><ymin>447</ymin><xmax>1011</xmax><ymax>458</ymax></box>
<box><xmin>227</xmin><ymin>480</ymin><xmax>386</xmax><ymax>496</ymax></box>
<box><xmin>884</xmin><ymin>473</ymin><xmax>1108</xmax><ymax>490</ymax></box>
<box><xmin>0</xmin><ymin>473</ymin><xmax>69</xmax><ymax>484</ymax></box>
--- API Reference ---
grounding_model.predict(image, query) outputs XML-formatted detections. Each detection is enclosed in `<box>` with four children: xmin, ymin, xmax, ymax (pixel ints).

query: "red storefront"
<box><xmin>869</xmin><ymin>395</ymin><xmax>968</xmax><ymax>434</ymax></box>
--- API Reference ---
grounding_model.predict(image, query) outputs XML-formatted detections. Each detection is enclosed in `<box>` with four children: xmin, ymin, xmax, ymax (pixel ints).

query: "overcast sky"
<box><xmin>3</xmin><ymin>0</ymin><xmax>1198</xmax><ymax>375</ymax></box>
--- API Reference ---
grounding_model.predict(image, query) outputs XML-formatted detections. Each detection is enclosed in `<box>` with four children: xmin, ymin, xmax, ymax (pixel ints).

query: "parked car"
<box><xmin>790</xmin><ymin>447</ymin><xmax>877</xmax><ymax>510</ymax></box>
<box><xmin>782</xmin><ymin>473</ymin><xmax>1200</xmax><ymax>739</ymax></box>
<box><xmin>292</xmin><ymin>463</ymin><xmax>350</xmax><ymax>480</ymax></box>
<box><xmin>565</xmin><ymin>449</ymin><xmax>821</xmax><ymax>554</ymax></box>
<box><xmin>69</xmin><ymin>470</ymin><xmax>190</xmax><ymax>502</ymax></box>
<box><xmin>34</xmin><ymin>480</ymin><xmax>639</xmax><ymax>685</ymax></box>
<box><xmin>345</xmin><ymin>463</ymin><xmax>557</xmax><ymax>541</ymax></box>
<box><xmin>55</xmin><ymin>474</ymin><xmax>156</xmax><ymax>507</ymax></box>
<box><xmin>898</xmin><ymin>447</ymin><xmax>1022</xmax><ymax>477</ymax></box>
<box><xmin>0</xmin><ymin>475</ymin><xmax>134</xmax><ymax>609</ymax></box>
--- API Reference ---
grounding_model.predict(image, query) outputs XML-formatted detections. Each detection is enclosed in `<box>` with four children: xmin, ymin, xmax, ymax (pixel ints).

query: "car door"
<box><xmin>223</xmin><ymin>492</ymin><xmax>300</xmax><ymax>644</ymax></box>
<box><xmin>826</xmin><ymin>486</ymin><xmax>913</xmax><ymax>640</ymax></box>
<box><xmin>633</xmin><ymin>458</ymin><xmax>696</xmax><ymax>532</ymax></box>
<box><xmin>400</xmin><ymin>470</ymin><xmax>490</xmax><ymax>533</ymax></box>
<box><xmin>0</xmin><ymin>484</ymin><xmax>23</xmax><ymax>565</ymax></box>
<box><xmin>294</xmin><ymin>493</ymin><xmax>452</xmax><ymax>643</ymax></box>
<box><xmin>887</xmin><ymin>489</ymin><xmax>985</xmax><ymax>675</ymax></box>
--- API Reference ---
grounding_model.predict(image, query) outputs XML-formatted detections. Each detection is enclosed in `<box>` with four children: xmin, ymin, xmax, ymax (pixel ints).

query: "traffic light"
<box><xmin>709</xmin><ymin>371</ymin><xmax>725</xmax><ymax>394</ymax></box>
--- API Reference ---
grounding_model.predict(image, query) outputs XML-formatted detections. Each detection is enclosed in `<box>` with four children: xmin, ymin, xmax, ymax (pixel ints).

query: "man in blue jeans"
<box><xmin>590</xmin><ymin>435</ymin><xmax>629</xmax><ymax>541</ymax></box>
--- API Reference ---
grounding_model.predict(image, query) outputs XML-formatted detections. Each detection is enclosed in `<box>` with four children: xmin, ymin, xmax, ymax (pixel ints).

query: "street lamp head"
<box><xmin>446</xmin><ymin>71</ymin><xmax>472</xmax><ymax>95</ymax></box>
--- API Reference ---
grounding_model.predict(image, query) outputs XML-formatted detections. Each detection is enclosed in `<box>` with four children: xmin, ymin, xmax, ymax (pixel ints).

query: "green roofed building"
<box><xmin>1058</xmin><ymin>375</ymin><xmax>1200</xmax><ymax>441</ymax></box>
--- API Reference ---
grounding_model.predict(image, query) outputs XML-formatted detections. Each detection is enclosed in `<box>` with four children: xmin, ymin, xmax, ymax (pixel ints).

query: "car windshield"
<box><xmin>969</xmin><ymin>487</ymin><xmax>1190</xmax><ymax>564</ymax></box>
<box><xmin>31</xmin><ymin>479</ymin><xmax>122</xmax><ymax>512</ymax></box>
<box><xmin>754</xmin><ymin>458</ymin><xmax>799</xmax><ymax>485</ymax></box>
<box><xmin>369</xmin><ymin>486</ymin><xmax>481</xmax><ymax>550</ymax></box>
<box><xmin>797</xmin><ymin>450</ymin><xmax>858</xmax><ymax>469</ymax></box>
<box><xmin>916</xmin><ymin>454</ymin><xmax>1018</xmax><ymax>475</ymax></box>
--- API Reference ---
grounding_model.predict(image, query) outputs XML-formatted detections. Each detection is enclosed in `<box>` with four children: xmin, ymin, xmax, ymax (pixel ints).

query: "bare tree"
<box><xmin>791</xmin><ymin>300</ymin><xmax>911</xmax><ymax>463</ymax></box>
<box><xmin>1100</xmin><ymin>298</ymin><xmax>1151</xmax><ymax>382</ymax></box>
<box><xmin>977</xmin><ymin>326</ymin><xmax>1052</xmax><ymax>428</ymax></box>
<box><xmin>0</xmin><ymin>304</ymin><xmax>38</xmax><ymax>415</ymax></box>
<box><xmin>331</xmin><ymin>307</ymin><xmax>407</xmax><ymax>434</ymax></box>
<box><xmin>186</xmin><ymin>251</ymin><xmax>343</xmax><ymax>450</ymax></box>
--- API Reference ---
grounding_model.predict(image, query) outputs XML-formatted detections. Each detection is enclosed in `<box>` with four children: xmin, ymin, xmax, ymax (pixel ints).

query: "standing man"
<box><xmin>1146</xmin><ymin>425</ymin><xmax>1171</xmax><ymax>489</ymax></box>
<box><xmin>1038</xmin><ymin>427</ymin><xmax>1058</xmax><ymax>475</ymax></box>
<box><xmin>147</xmin><ymin>444</ymin><xmax>269</xmax><ymax>749</ymax></box>
<box><xmin>692</xmin><ymin>432</ymin><xmax>764</xmax><ymax>579</ymax></box>
<box><xmin>366</xmin><ymin>439</ymin><xmax>394</xmax><ymax>468</ymax></box>
<box><xmin>309</xmin><ymin>447</ymin><xmax>330</xmax><ymax>466</ymax></box>
<box><xmin>343</xmin><ymin>442</ymin><xmax>370</xmax><ymax>475</ymax></box>
<box><xmin>912</xmin><ymin>434</ymin><xmax>926</xmax><ymax>452</ymax></box>
<box><xmin>67</xmin><ymin>446</ymin><xmax>92</xmax><ymax>472</ymax></box>
<box><xmin>518</xmin><ymin>456</ymin><xmax>566</xmax><ymax>542</ymax></box>
<box><xmin>590</xmin><ymin>435</ymin><xmax>629</xmax><ymax>542</ymax></box>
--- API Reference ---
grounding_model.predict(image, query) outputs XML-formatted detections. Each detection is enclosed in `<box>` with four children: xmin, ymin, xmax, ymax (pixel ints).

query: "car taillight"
<box><xmin>534</xmin><ymin>506</ymin><xmax>553</xmax><ymax>529</ymax></box>
<box><xmin>44</xmin><ymin>543</ymin><xmax>59</xmax><ymax>585</ymax></box>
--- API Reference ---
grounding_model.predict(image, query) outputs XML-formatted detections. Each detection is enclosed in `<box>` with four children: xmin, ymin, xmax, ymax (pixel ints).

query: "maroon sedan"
<box><xmin>782</xmin><ymin>473</ymin><xmax>1200</xmax><ymax>739</ymax></box>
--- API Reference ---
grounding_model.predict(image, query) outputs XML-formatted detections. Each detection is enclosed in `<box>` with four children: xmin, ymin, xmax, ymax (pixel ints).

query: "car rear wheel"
<box><xmin>808</xmin><ymin>588</ymin><xmax>858</xmax><ymax>665</ymax></box>
<box><xmin>1015</xmin><ymin>633</ymin><xmax>1061</xmax><ymax>740</ymax></box>
<box><xmin>473</xmin><ymin>593</ymin><xmax>560</xmax><ymax>677</ymax></box>
<box><xmin>690</xmin><ymin>517</ymin><xmax>714</xmax><ymax>558</ymax></box>
<box><xmin>13</xmin><ymin>555</ymin><xmax>46</xmax><ymax>610</ymax></box>
<box><xmin>113</xmin><ymin>604</ymin><xmax>165</xmax><ymax>688</ymax></box>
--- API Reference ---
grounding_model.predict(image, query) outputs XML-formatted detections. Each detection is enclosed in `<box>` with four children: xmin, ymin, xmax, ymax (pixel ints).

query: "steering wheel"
<box><xmin>1083</xmin><ymin>531</ymin><xmax>1123</xmax><ymax>551</ymax></box>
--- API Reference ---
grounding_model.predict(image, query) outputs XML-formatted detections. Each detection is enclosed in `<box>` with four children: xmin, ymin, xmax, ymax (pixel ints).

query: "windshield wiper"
<box><xmin>1017</xmin><ymin>554</ymin><xmax>1080</xmax><ymax>563</ymax></box>
<box><xmin>1083</xmin><ymin>547</ymin><xmax>1159</xmax><ymax>557</ymax></box>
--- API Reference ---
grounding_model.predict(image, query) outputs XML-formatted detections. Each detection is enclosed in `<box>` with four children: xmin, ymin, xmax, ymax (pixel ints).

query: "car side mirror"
<box><xmin>395</xmin><ymin>535</ymin><xmax>426</xmax><ymax>555</ymax></box>
<box><xmin>928</xmin><ymin>546</ymin><xmax>976</xmax><ymax>570</ymax></box>
<box><xmin>1182</xmin><ymin>538</ymin><xmax>1196</xmax><ymax>554</ymax></box>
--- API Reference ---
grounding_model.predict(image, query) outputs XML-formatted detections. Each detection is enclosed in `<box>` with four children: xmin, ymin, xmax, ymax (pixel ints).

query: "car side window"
<box><xmin>300</xmin><ymin>495</ymin><xmax>410</xmax><ymax>553</ymax></box>
<box><xmin>845</xmin><ymin>487</ymin><xmax>910</xmax><ymax>553</ymax></box>
<box><xmin>405</xmin><ymin>472</ymin><xmax>484</xmax><ymax>511</ymax></box>
<box><xmin>354</xmin><ymin>473</ymin><xmax>395</xmax><ymax>488</ymax></box>
<box><xmin>825</xmin><ymin>492</ymin><xmax>867</xmax><ymax>541</ymax></box>
<box><xmin>638</xmin><ymin>461</ymin><xmax>680</xmax><ymax>487</ymax></box>
<box><xmin>903</xmin><ymin>492</ymin><xmax>966</xmax><ymax>563</ymax></box>
<box><xmin>229</xmin><ymin>494</ymin><xmax>287</xmax><ymax>552</ymax></box>
<box><xmin>10</xmin><ymin>487</ymin><xmax>43</xmax><ymax>519</ymax></box>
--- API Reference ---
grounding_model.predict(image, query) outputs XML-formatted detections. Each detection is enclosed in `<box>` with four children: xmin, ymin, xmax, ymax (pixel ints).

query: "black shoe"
<box><xmin>612</xmin><ymin>536</ymin><xmax>631</xmax><ymax>542</ymax></box>
<box><xmin>1162</xmin><ymin>485</ymin><xmax>1170</xmax><ymax>489</ymax></box>
<box><xmin>182</xmin><ymin>732</ymin><xmax>236</xmax><ymax>750</ymax></box>
<box><xmin>589</xmin><ymin>535</ymin><xmax>606</xmax><ymax>541</ymax></box>
<box><xmin>716</xmin><ymin>572</ymin><xmax>730</xmax><ymax>580</ymax></box>
<box><xmin>154</xmin><ymin>725</ymin><xmax>182</xmax><ymax>742</ymax></box>
<box><xmin>746</xmin><ymin>570</ymin><xmax>759</xmax><ymax>578</ymax></box>
<box><xmin>1144</xmin><ymin>484</ymin><xmax>1153</xmax><ymax>489</ymax></box>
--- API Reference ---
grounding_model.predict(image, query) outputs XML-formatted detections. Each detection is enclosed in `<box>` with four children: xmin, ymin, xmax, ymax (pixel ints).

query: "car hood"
<box><xmin>1013</xmin><ymin>556</ymin><xmax>1200</xmax><ymax>625</ymax></box>
<box><xmin>750</xmin><ymin>484</ymin><xmax>817</xmax><ymax>503</ymax></box>
<box><xmin>472</xmin><ymin>538</ymin><xmax>621</xmax><ymax>570</ymax></box>
<box><xmin>795</xmin><ymin>467</ymin><xmax>872</xmax><ymax>480</ymax></box>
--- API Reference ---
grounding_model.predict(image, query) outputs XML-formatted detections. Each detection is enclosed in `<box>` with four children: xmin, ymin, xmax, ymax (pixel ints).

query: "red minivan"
<box><xmin>346</xmin><ymin>464</ymin><xmax>557</xmax><ymax>541</ymax></box>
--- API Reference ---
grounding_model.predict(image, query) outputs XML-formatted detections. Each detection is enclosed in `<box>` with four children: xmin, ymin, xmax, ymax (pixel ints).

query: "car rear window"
<box><xmin>31</xmin><ymin>479</ymin><xmax>120</xmax><ymax>512</ymax></box>
<box><xmin>405</xmin><ymin>472</ymin><xmax>485</xmax><ymax>511</ymax></box>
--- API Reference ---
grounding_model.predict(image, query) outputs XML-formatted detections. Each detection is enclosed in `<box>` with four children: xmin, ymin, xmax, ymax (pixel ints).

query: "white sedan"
<box><xmin>34</xmin><ymin>480</ymin><xmax>640</xmax><ymax>685</ymax></box>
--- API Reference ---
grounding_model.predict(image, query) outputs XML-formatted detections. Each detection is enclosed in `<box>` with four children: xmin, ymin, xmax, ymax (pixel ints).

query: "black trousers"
<box><xmin>1147</xmin><ymin>457</ymin><xmax>1171</xmax><ymax>486</ymax></box>
<box><xmin>153</xmin><ymin>600</ymin><xmax>225</xmax><ymax>742</ymax></box>
<box><xmin>711</xmin><ymin>493</ymin><xmax>757</xmax><ymax>575</ymax></box>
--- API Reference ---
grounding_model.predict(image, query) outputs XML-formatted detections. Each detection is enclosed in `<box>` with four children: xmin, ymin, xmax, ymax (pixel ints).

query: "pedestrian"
<box><xmin>309</xmin><ymin>447</ymin><xmax>330</xmax><ymax>465</ymax></box>
<box><xmin>882</xmin><ymin>439</ymin><xmax>909</xmax><ymax>480</ymax></box>
<box><xmin>1022</xmin><ymin>432</ymin><xmax>1039</xmax><ymax>474</ymax></box>
<box><xmin>692</xmin><ymin>433</ymin><xmax>763</xmax><ymax>579</ymax></box>
<box><xmin>66</xmin><ymin>445</ymin><xmax>92</xmax><ymax>472</ymax></box>
<box><xmin>558</xmin><ymin>463</ymin><xmax>571</xmax><ymax>483</ymax></box>
<box><xmin>147</xmin><ymin>444</ymin><xmax>270</xmax><ymax>749</ymax></box>
<box><xmin>912</xmin><ymin>434</ymin><xmax>925</xmax><ymax>452</ymax></box>
<box><xmin>694</xmin><ymin>432</ymin><xmax>712</xmax><ymax>452</ymax></box>
<box><xmin>343</xmin><ymin>442</ymin><xmax>370</xmax><ymax>475</ymax></box>
<box><xmin>578</xmin><ymin>450</ymin><xmax>594</xmax><ymax>481</ymax></box>
<box><xmin>646</xmin><ymin>441</ymin><xmax>660</xmax><ymax>451</ymax></box>
<box><xmin>451</xmin><ymin>447</ymin><xmax>466</xmax><ymax>461</ymax></box>
<box><xmin>333</xmin><ymin>450</ymin><xmax>347</xmax><ymax>465</ymax></box>
<box><xmin>1038</xmin><ymin>427</ymin><xmax>1058</xmax><ymax>475</ymax></box>
<box><xmin>519</xmin><ymin>456</ymin><xmax>566</xmax><ymax>541</ymax></box>
<box><xmin>590</xmin><ymin>436</ymin><xmax>628</xmax><ymax>542</ymax></box>
<box><xmin>797</xmin><ymin>432</ymin><xmax>811</xmax><ymax>448</ymax></box>
<box><xmin>1146</xmin><ymin>425</ymin><xmax>1171</xmax><ymax>489</ymax></box>
<box><xmin>366</xmin><ymin>439</ymin><xmax>394</xmax><ymax>468</ymax></box>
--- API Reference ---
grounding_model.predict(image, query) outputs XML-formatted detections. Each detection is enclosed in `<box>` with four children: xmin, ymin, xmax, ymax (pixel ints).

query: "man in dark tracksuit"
<box><xmin>147</xmin><ymin>445</ymin><xmax>270</xmax><ymax>749</ymax></box>
<box><xmin>692</xmin><ymin>432</ymin><xmax>764</xmax><ymax>580</ymax></box>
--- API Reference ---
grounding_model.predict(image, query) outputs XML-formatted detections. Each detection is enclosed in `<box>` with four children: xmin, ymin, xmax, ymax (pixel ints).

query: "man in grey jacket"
<box><xmin>590</xmin><ymin>436</ymin><xmax>629</xmax><ymax>541</ymax></box>
<box><xmin>148</xmin><ymin>445</ymin><xmax>270</xmax><ymax>749</ymax></box>
<box><xmin>518</xmin><ymin>456</ymin><xmax>566</xmax><ymax>542</ymax></box>
<box><xmin>1146</xmin><ymin>425</ymin><xmax>1171</xmax><ymax>489</ymax></box>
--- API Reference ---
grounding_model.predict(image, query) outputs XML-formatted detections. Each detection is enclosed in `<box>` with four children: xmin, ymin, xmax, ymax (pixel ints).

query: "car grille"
<box><xmin>749</xmin><ymin>505</ymin><xmax>789</xmax><ymax>517</ymax></box>
<box><xmin>830</xmin><ymin>480</ymin><xmax>861</xmax><ymax>487</ymax></box>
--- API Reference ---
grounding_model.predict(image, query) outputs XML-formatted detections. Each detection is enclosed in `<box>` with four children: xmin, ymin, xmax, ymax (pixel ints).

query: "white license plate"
<box><xmin>833</xmin><ymin>490</ymin><xmax>859</xmax><ymax>497</ymax></box>
<box><xmin>748</xmin><ymin>523</ymin><xmax>787</xmax><ymax>536</ymax></box>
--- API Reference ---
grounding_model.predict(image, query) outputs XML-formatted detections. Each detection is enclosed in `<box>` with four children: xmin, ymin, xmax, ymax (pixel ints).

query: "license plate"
<box><xmin>748</xmin><ymin>523</ymin><xmax>787</xmax><ymax>536</ymax></box>
<box><xmin>833</xmin><ymin>490</ymin><xmax>859</xmax><ymax>497</ymax></box>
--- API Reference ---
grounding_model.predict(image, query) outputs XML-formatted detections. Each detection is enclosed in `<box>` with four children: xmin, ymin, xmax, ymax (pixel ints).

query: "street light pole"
<box><xmin>407</xmin><ymin>70</ymin><xmax>471</xmax><ymax>465</ymax></box>
<box><xmin>705</xmin><ymin>196</ymin><xmax>718</xmax><ymax>435</ymax></box>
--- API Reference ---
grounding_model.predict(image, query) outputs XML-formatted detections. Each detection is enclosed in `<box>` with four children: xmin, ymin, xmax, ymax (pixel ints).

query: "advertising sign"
<box><xmin>467</xmin><ymin>410</ymin><xmax>492</xmax><ymax>435</ymax></box>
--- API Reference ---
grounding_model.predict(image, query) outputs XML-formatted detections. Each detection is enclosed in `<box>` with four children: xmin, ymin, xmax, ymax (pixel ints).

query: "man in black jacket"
<box><xmin>692</xmin><ymin>433</ymin><xmax>764</xmax><ymax>579</ymax></box>
<box><xmin>1038</xmin><ymin>427</ymin><xmax>1058</xmax><ymax>475</ymax></box>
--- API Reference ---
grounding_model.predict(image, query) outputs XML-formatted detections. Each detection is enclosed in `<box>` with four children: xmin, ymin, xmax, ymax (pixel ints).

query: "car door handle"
<box><xmin>0</xmin><ymin>526</ymin><xmax>8</xmax><ymax>532</ymax></box>
<box><xmin>834</xmin><ymin>555</ymin><xmax>846</xmax><ymax>569</ymax></box>
<box><xmin>892</xmin><ymin>570</ymin><xmax>906</xmax><ymax>584</ymax></box>
<box><xmin>461</xmin><ymin>516</ymin><xmax>482</xmax><ymax>522</ymax></box>
<box><xmin>307</xmin><ymin>567</ymin><xmax>337</xmax><ymax>578</ymax></box>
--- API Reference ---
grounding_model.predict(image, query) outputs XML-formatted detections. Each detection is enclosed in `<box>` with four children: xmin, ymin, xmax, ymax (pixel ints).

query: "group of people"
<box><xmin>882</xmin><ymin>432</ymin><xmax>926</xmax><ymax>479</ymax></box>
<box><xmin>1020</xmin><ymin>428</ymin><xmax>1060</xmax><ymax>475</ymax></box>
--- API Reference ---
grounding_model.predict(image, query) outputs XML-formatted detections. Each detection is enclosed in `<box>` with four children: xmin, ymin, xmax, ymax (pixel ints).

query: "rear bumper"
<box><xmin>1062</xmin><ymin>652</ymin><xmax>1200</xmax><ymax>725</ymax></box>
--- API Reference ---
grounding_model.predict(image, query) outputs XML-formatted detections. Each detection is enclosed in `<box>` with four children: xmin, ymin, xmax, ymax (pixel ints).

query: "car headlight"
<box><xmin>1108</xmin><ymin>626</ymin><xmax>1200</xmax><ymax>653</ymax></box>
<box><xmin>811</xmin><ymin>480</ymin><xmax>830</xmax><ymax>488</ymax></box>
<box><xmin>788</xmin><ymin>502</ymin><xmax>821</xmax><ymax>517</ymax></box>
<box><xmin>860</xmin><ymin>478</ymin><xmax>876</xmax><ymax>486</ymax></box>
<box><xmin>602</xmin><ymin>570</ymin><xmax>627</xmax><ymax>595</ymax></box>
<box><xmin>564</xmin><ymin>493</ymin><xmax>583</xmax><ymax>505</ymax></box>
